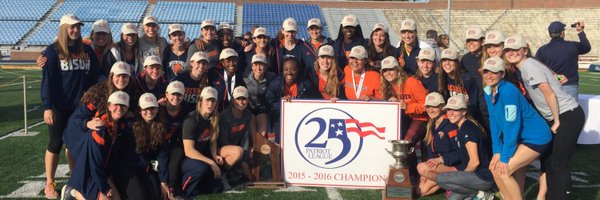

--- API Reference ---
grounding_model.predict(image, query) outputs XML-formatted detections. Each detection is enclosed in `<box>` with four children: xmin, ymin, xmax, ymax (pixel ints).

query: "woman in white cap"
<box><xmin>503</xmin><ymin>35</ymin><xmax>585</xmax><ymax>200</ymax></box>
<box><xmin>112</xmin><ymin>23</ymin><xmax>143</xmax><ymax>75</ymax></box>
<box><xmin>333</xmin><ymin>14</ymin><xmax>367</xmax><ymax>70</ymax></box>
<box><xmin>139</xmin><ymin>16</ymin><xmax>168</xmax><ymax>62</ymax></box>
<box><xmin>217</xmin><ymin>86</ymin><xmax>253</xmax><ymax>188</ymax></box>
<box><xmin>187</xmin><ymin>19</ymin><xmax>221</xmax><ymax>69</ymax></box>
<box><xmin>307</xmin><ymin>45</ymin><xmax>344</xmax><ymax>100</ymax></box>
<box><xmin>436</xmin><ymin>95</ymin><xmax>495</xmax><ymax>200</ymax></box>
<box><xmin>159</xmin><ymin>81</ymin><xmax>188</xmax><ymax>197</ymax></box>
<box><xmin>163</xmin><ymin>23</ymin><xmax>189</xmax><ymax>81</ymax></box>
<box><xmin>244</xmin><ymin>54</ymin><xmax>277</xmax><ymax>138</ymax></box>
<box><xmin>79</xmin><ymin>62</ymin><xmax>134</xmax><ymax>116</ymax></box>
<box><xmin>61</xmin><ymin>91</ymin><xmax>130</xmax><ymax>200</ymax></box>
<box><xmin>174</xmin><ymin>51</ymin><xmax>210</xmax><ymax>112</ymax></box>
<box><xmin>379</xmin><ymin>56</ymin><xmax>428</xmax><ymax>142</ymax></box>
<box><xmin>437</xmin><ymin>48</ymin><xmax>481</xmax><ymax>123</ymax></box>
<box><xmin>397</xmin><ymin>18</ymin><xmax>430</xmax><ymax>75</ymax></box>
<box><xmin>301</xmin><ymin>18</ymin><xmax>334</xmax><ymax>75</ymax></box>
<box><xmin>415</xmin><ymin>48</ymin><xmax>439</xmax><ymax>93</ymax></box>
<box><xmin>266</xmin><ymin>57</ymin><xmax>319</xmax><ymax>143</ymax></box>
<box><xmin>208</xmin><ymin>48</ymin><xmax>246</xmax><ymax>112</ymax></box>
<box><xmin>132</xmin><ymin>55</ymin><xmax>168</xmax><ymax>112</ymax></box>
<box><xmin>366</xmin><ymin>23</ymin><xmax>398</xmax><ymax>70</ymax></box>
<box><xmin>127</xmin><ymin>93</ymin><xmax>171</xmax><ymax>200</ymax></box>
<box><xmin>217</xmin><ymin>22</ymin><xmax>242</xmax><ymax>52</ymax></box>
<box><xmin>241</xmin><ymin>27</ymin><xmax>275</xmax><ymax>76</ymax></box>
<box><xmin>482</xmin><ymin>56</ymin><xmax>552</xmax><ymax>200</ymax></box>
<box><xmin>342</xmin><ymin>46</ymin><xmax>383</xmax><ymax>101</ymax></box>
<box><xmin>273</xmin><ymin>17</ymin><xmax>306</xmax><ymax>75</ymax></box>
<box><xmin>460</xmin><ymin>27</ymin><xmax>485</xmax><ymax>82</ymax></box>
<box><xmin>180</xmin><ymin>87</ymin><xmax>224</xmax><ymax>198</ymax></box>
<box><xmin>415</xmin><ymin>92</ymin><xmax>459</xmax><ymax>197</ymax></box>
<box><xmin>41</xmin><ymin>14</ymin><xmax>101</xmax><ymax>199</ymax></box>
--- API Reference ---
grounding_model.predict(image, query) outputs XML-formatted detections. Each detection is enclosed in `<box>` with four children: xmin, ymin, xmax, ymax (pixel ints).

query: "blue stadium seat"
<box><xmin>0</xmin><ymin>0</ymin><xmax>54</xmax><ymax>20</ymax></box>
<box><xmin>242</xmin><ymin>3</ymin><xmax>329</xmax><ymax>40</ymax></box>
<box><xmin>0</xmin><ymin>21</ymin><xmax>36</xmax><ymax>44</ymax></box>
<box><xmin>153</xmin><ymin>2</ymin><xmax>235</xmax><ymax>24</ymax></box>
<box><xmin>51</xmin><ymin>1</ymin><xmax>147</xmax><ymax>22</ymax></box>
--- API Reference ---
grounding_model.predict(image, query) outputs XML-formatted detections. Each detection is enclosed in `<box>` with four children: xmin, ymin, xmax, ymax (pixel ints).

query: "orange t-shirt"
<box><xmin>317</xmin><ymin>73</ymin><xmax>334</xmax><ymax>100</ymax></box>
<box><xmin>284</xmin><ymin>83</ymin><xmax>298</xmax><ymax>98</ymax></box>
<box><xmin>342</xmin><ymin>66</ymin><xmax>383</xmax><ymax>100</ymax></box>
<box><xmin>390</xmin><ymin>77</ymin><xmax>428</xmax><ymax>121</ymax></box>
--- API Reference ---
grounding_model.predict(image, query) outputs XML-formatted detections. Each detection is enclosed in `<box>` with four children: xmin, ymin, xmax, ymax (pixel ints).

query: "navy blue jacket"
<box><xmin>535</xmin><ymin>32</ymin><xmax>591</xmax><ymax>85</ymax></box>
<box><xmin>398</xmin><ymin>40</ymin><xmax>422</xmax><ymax>75</ymax></box>
<box><xmin>460</xmin><ymin>51</ymin><xmax>483</xmax><ymax>87</ymax></box>
<box><xmin>332</xmin><ymin>38</ymin><xmax>367</xmax><ymax>70</ymax></box>
<box><xmin>207</xmin><ymin>66</ymin><xmax>246</xmax><ymax>112</ymax></box>
<box><xmin>273</xmin><ymin>39</ymin><xmax>306</xmax><ymax>75</ymax></box>
<box><xmin>266</xmin><ymin>76</ymin><xmax>320</xmax><ymax>113</ymax></box>
<box><xmin>425</xmin><ymin>118</ymin><xmax>461</xmax><ymax>167</ymax></box>
<box><xmin>418</xmin><ymin>73</ymin><xmax>439</xmax><ymax>93</ymax></box>
<box><xmin>454</xmin><ymin>120</ymin><xmax>493</xmax><ymax>181</ymax></box>
<box><xmin>300</xmin><ymin>37</ymin><xmax>334</xmax><ymax>77</ymax></box>
<box><xmin>128</xmin><ymin>131</ymin><xmax>171</xmax><ymax>182</ymax></box>
<box><xmin>41</xmin><ymin>43</ymin><xmax>100</xmax><ymax>111</ymax></box>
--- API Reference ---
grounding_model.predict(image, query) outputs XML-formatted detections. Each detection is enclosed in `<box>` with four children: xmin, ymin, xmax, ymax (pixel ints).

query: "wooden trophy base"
<box><xmin>248</xmin><ymin>132</ymin><xmax>286</xmax><ymax>188</ymax></box>
<box><xmin>383</xmin><ymin>166</ymin><xmax>413</xmax><ymax>200</ymax></box>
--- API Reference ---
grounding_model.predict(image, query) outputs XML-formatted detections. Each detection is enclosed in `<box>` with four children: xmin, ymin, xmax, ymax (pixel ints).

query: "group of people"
<box><xmin>39</xmin><ymin>11</ymin><xmax>589</xmax><ymax>200</ymax></box>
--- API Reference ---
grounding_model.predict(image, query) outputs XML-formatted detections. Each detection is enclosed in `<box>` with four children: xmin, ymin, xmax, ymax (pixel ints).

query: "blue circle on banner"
<box><xmin>294</xmin><ymin>107</ymin><xmax>364</xmax><ymax>169</ymax></box>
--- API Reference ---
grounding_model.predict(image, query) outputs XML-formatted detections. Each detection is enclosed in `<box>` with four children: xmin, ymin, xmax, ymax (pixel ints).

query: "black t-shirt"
<box><xmin>218</xmin><ymin>108</ymin><xmax>252</xmax><ymax>149</ymax></box>
<box><xmin>163</xmin><ymin>46</ymin><xmax>188</xmax><ymax>81</ymax></box>
<box><xmin>182</xmin><ymin>110</ymin><xmax>213</xmax><ymax>154</ymax></box>
<box><xmin>162</xmin><ymin>104</ymin><xmax>192</xmax><ymax>145</ymax></box>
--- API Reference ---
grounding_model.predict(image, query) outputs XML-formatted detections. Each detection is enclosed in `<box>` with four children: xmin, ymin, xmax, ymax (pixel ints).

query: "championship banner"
<box><xmin>281</xmin><ymin>100</ymin><xmax>401</xmax><ymax>188</ymax></box>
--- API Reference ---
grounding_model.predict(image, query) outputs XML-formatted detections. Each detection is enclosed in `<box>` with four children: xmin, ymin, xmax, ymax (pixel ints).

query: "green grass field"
<box><xmin>0</xmin><ymin>67</ymin><xmax>599</xmax><ymax>199</ymax></box>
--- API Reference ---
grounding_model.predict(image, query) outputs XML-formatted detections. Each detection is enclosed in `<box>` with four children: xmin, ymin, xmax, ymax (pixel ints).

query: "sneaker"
<box><xmin>44</xmin><ymin>182</ymin><xmax>59</xmax><ymax>199</ymax></box>
<box><xmin>474</xmin><ymin>191</ymin><xmax>495</xmax><ymax>200</ymax></box>
<box><xmin>60</xmin><ymin>185</ymin><xmax>74</xmax><ymax>200</ymax></box>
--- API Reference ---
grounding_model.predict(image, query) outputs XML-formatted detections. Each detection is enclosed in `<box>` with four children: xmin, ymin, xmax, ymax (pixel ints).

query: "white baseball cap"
<box><xmin>282</xmin><ymin>18</ymin><xmax>298</xmax><ymax>32</ymax></box>
<box><xmin>144</xmin><ymin>55</ymin><xmax>162</xmax><ymax>67</ymax></box>
<box><xmin>318</xmin><ymin>45</ymin><xmax>334</xmax><ymax>57</ymax></box>
<box><xmin>482</xmin><ymin>56</ymin><xmax>505</xmax><ymax>72</ymax></box>
<box><xmin>484</xmin><ymin>30</ymin><xmax>505</xmax><ymax>45</ymax></box>
<box><xmin>110</xmin><ymin>61</ymin><xmax>131</xmax><ymax>76</ymax></box>
<box><xmin>166</xmin><ymin>81</ymin><xmax>185</xmax><ymax>94</ymax></box>
<box><xmin>232</xmin><ymin>86</ymin><xmax>249</xmax><ymax>99</ymax></box>
<box><xmin>425</xmin><ymin>92</ymin><xmax>445</xmax><ymax>107</ymax></box>
<box><xmin>92</xmin><ymin>19</ymin><xmax>110</xmax><ymax>33</ymax></box>
<box><xmin>341</xmin><ymin>14</ymin><xmax>359</xmax><ymax>27</ymax></box>
<box><xmin>251</xmin><ymin>54</ymin><xmax>268</xmax><ymax>65</ymax></box>
<box><xmin>107</xmin><ymin>91</ymin><xmax>130</xmax><ymax>107</ymax></box>
<box><xmin>372</xmin><ymin>23</ymin><xmax>388</xmax><ymax>33</ymax></box>
<box><xmin>201</xmin><ymin>19</ymin><xmax>215</xmax><ymax>29</ymax></box>
<box><xmin>143</xmin><ymin>16</ymin><xmax>158</xmax><ymax>25</ymax></box>
<box><xmin>60</xmin><ymin>14</ymin><xmax>83</xmax><ymax>26</ymax></box>
<box><xmin>121</xmin><ymin>23</ymin><xmax>138</xmax><ymax>35</ymax></box>
<box><xmin>465</xmin><ymin>27</ymin><xmax>484</xmax><ymax>40</ymax></box>
<box><xmin>400</xmin><ymin>19</ymin><xmax>416</xmax><ymax>32</ymax></box>
<box><xmin>307</xmin><ymin>18</ymin><xmax>322</xmax><ymax>28</ymax></box>
<box><xmin>380</xmin><ymin>56</ymin><xmax>399</xmax><ymax>70</ymax></box>
<box><xmin>190</xmin><ymin>51</ymin><xmax>209</xmax><ymax>62</ymax></box>
<box><xmin>219</xmin><ymin>48</ymin><xmax>238</xmax><ymax>60</ymax></box>
<box><xmin>253</xmin><ymin>27</ymin><xmax>268</xmax><ymax>38</ymax></box>
<box><xmin>348</xmin><ymin>46</ymin><xmax>367</xmax><ymax>59</ymax></box>
<box><xmin>139</xmin><ymin>93</ymin><xmax>158</xmax><ymax>109</ymax></box>
<box><xmin>200</xmin><ymin>86</ymin><xmax>218</xmax><ymax>99</ymax></box>
<box><xmin>168</xmin><ymin>23</ymin><xmax>184</xmax><ymax>35</ymax></box>
<box><xmin>218</xmin><ymin>22</ymin><xmax>232</xmax><ymax>31</ymax></box>
<box><xmin>441</xmin><ymin>48</ymin><xmax>459</xmax><ymax>60</ymax></box>
<box><xmin>417</xmin><ymin>48</ymin><xmax>436</xmax><ymax>61</ymax></box>
<box><xmin>503</xmin><ymin>35</ymin><xmax>527</xmax><ymax>50</ymax></box>
<box><xmin>444</xmin><ymin>95</ymin><xmax>468</xmax><ymax>110</ymax></box>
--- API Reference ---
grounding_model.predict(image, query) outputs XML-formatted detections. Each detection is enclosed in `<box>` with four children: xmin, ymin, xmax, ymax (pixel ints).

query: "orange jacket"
<box><xmin>390</xmin><ymin>76</ymin><xmax>428</xmax><ymax>121</ymax></box>
<box><xmin>343</xmin><ymin>66</ymin><xmax>383</xmax><ymax>100</ymax></box>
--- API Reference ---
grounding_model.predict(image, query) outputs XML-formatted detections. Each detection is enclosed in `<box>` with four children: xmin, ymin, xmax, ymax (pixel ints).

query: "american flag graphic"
<box><xmin>329</xmin><ymin>119</ymin><xmax>386</xmax><ymax>140</ymax></box>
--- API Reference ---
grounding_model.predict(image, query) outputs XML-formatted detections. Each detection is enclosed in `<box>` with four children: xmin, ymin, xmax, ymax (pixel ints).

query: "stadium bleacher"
<box><xmin>28</xmin><ymin>22</ymin><xmax>126</xmax><ymax>46</ymax></box>
<box><xmin>153</xmin><ymin>1</ymin><xmax>235</xmax><ymax>24</ymax></box>
<box><xmin>158</xmin><ymin>23</ymin><xmax>201</xmax><ymax>42</ymax></box>
<box><xmin>0</xmin><ymin>0</ymin><xmax>55</xmax><ymax>20</ymax></box>
<box><xmin>0</xmin><ymin>21</ymin><xmax>37</xmax><ymax>45</ymax></box>
<box><xmin>242</xmin><ymin>3</ymin><xmax>329</xmax><ymax>40</ymax></box>
<box><xmin>50</xmin><ymin>0</ymin><xmax>147</xmax><ymax>22</ymax></box>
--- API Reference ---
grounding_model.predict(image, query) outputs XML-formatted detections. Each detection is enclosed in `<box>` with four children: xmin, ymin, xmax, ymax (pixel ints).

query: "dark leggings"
<box><xmin>168</xmin><ymin>144</ymin><xmax>185</xmax><ymax>194</ymax></box>
<box><xmin>127</xmin><ymin>171</ymin><xmax>162</xmax><ymax>200</ymax></box>
<box><xmin>543</xmin><ymin>106</ymin><xmax>585</xmax><ymax>200</ymax></box>
<box><xmin>47</xmin><ymin>108</ymin><xmax>74</xmax><ymax>153</ymax></box>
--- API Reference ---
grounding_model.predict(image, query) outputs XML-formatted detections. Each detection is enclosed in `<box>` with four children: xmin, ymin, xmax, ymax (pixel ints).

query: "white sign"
<box><xmin>282</xmin><ymin>100</ymin><xmax>401</xmax><ymax>188</ymax></box>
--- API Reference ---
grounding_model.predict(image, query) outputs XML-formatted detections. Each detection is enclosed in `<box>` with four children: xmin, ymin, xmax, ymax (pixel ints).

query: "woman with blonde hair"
<box><xmin>180</xmin><ymin>87</ymin><xmax>224</xmax><ymax>198</ymax></box>
<box><xmin>139</xmin><ymin>16</ymin><xmax>168</xmax><ymax>62</ymax></box>
<box><xmin>41</xmin><ymin>14</ymin><xmax>100</xmax><ymax>199</ymax></box>
<box><xmin>308</xmin><ymin>45</ymin><xmax>344</xmax><ymax>100</ymax></box>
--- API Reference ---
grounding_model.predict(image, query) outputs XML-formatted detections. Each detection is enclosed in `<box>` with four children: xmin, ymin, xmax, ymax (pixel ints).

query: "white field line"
<box><xmin>0</xmin><ymin>80</ymin><xmax>40</xmax><ymax>88</ymax></box>
<box><xmin>0</xmin><ymin>121</ymin><xmax>45</xmax><ymax>141</ymax></box>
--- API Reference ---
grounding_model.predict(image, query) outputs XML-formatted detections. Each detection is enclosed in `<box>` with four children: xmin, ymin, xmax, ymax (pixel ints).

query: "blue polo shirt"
<box><xmin>484</xmin><ymin>80</ymin><xmax>552</xmax><ymax>163</ymax></box>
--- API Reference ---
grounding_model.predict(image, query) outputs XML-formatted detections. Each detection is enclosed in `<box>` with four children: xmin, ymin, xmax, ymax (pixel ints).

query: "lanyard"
<box><xmin>351</xmin><ymin>68</ymin><xmax>366</xmax><ymax>99</ymax></box>
<box><xmin>223</xmin><ymin>69</ymin><xmax>236</xmax><ymax>101</ymax></box>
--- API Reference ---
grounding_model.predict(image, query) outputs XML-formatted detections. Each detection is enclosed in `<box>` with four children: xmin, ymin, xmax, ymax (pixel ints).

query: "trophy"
<box><xmin>247</xmin><ymin>132</ymin><xmax>285</xmax><ymax>188</ymax></box>
<box><xmin>383</xmin><ymin>140</ymin><xmax>414</xmax><ymax>200</ymax></box>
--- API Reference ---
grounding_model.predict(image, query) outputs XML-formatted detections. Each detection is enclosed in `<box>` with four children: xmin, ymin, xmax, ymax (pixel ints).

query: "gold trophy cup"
<box><xmin>383</xmin><ymin>140</ymin><xmax>414</xmax><ymax>200</ymax></box>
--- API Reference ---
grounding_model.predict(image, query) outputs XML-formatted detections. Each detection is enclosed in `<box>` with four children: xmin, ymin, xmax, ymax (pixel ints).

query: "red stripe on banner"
<box><xmin>346</xmin><ymin>128</ymin><xmax>385</xmax><ymax>140</ymax></box>
<box><xmin>345</xmin><ymin>119</ymin><xmax>386</xmax><ymax>133</ymax></box>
